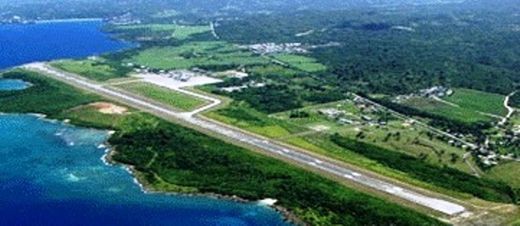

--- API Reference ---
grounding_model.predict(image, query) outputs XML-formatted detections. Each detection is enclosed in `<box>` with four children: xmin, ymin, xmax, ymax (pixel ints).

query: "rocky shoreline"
<box><xmin>1</xmin><ymin>112</ymin><xmax>306</xmax><ymax>224</ymax></box>
<box><xmin>104</xmin><ymin>145</ymin><xmax>306</xmax><ymax>226</ymax></box>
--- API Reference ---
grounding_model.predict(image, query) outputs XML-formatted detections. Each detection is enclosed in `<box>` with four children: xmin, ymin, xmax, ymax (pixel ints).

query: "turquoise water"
<box><xmin>0</xmin><ymin>114</ymin><xmax>289</xmax><ymax>225</ymax></box>
<box><xmin>0</xmin><ymin>79</ymin><xmax>31</xmax><ymax>90</ymax></box>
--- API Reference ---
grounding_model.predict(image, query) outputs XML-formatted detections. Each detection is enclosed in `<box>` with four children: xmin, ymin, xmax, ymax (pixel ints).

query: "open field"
<box><xmin>487</xmin><ymin>162</ymin><xmax>520</xmax><ymax>190</ymax></box>
<box><xmin>247</xmin><ymin>65</ymin><xmax>302</xmax><ymax>77</ymax></box>
<box><xmin>272</xmin><ymin>53</ymin><xmax>327</xmax><ymax>73</ymax></box>
<box><xmin>127</xmin><ymin>41</ymin><xmax>269</xmax><ymax>70</ymax></box>
<box><xmin>58</xmin><ymin>103</ymin><xmax>131</xmax><ymax>129</ymax></box>
<box><xmin>206</xmin><ymin>101</ymin><xmax>308</xmax><ymax>138</ymax></box>
<box><xmin>110</xmin><ymin>24</ymin><xmax>211</xmax><ymax>40</ymax></box>
<box><xmin>398</xmin><ymin>88</ymin><xmax>507</xmax><ymax>124</ymax></box>
<box><xmin>444</xmin><ymin>88</ymin><xmax>507</xmax><ymax>116</ymax></box>
<box><xmin>114</xmin><ymin>82</ymin><xmax>207</xmax><ymax>112</ymax></box>
<box><xmin>51</xmin><ymin>58</ymin><xmax>130</xmax><ymax>81</ymax></box>
<box><xmin>401</xmin><ymin>96</ymin><xmax>492</xmax><ymax>124</ymax></box>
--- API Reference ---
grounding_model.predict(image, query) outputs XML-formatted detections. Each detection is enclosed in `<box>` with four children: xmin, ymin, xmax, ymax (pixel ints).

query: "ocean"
<box><xmin>0</xmin><ymin>19</ymin><xmax>133</xmax><ymax>70</ymax></box>
<box><xmin>0</xmin><ymin>114</ymin><xmax>289</xmax><ymax>226</ymax></box>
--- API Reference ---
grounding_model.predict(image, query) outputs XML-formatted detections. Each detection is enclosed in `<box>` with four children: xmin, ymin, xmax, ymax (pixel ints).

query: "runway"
<box><xmin>24</xmin><ymin>62</ymin><xmax>468</xmax><ymax>216</ymax></box>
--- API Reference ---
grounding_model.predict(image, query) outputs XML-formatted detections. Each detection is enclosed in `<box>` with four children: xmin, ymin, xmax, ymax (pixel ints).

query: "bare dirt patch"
<box><xmin>89</xmin><ymin>102</ymin><xmax>128</xmax><ymax>115</ymax></box>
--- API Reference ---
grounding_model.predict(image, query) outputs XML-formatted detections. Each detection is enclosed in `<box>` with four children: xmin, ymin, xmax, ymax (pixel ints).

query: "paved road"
<box><xmin>24</xmin><ymin>63</ymin><xmax>468</xmax><ymax>216</ymax></box>
<box><xmin>500</xmin><ymin>91</ymin><xmax>517</xmax><ymax>125</ymax></box>
<box><xmin>210</xmin><ymin>21</ymin><xmax>220</xmax><ymax>40</ymax></box>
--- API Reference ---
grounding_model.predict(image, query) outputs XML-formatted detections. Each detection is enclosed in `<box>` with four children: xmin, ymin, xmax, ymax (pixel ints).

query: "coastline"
<box><xmin>35</xmin><ymin>18</ymin><xmax>102</xmax><ymax>24</ymax></box>
<box><xmin>1</xmin><ymin>18</ymin><xmax>103</xmax><ymax>25</ymax></box>
<box><xmin>0</xmin><ymin>112</ymin><xmax>303</xmax><ymax>225</ymax></box>
<box><xmin>103</xmin><ymin>144</ymin><xmax>305</xmax><ymax>226</ymax></box>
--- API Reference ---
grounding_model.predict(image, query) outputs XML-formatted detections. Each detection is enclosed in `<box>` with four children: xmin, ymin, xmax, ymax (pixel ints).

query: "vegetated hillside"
<box><xmin>0</xmin><ymin>0</ymin><xmax>496</xmax><ymax>20</ymax></box>
<box><xmin>217</xmin><ymin>5</ymin><xmax>520</xmax><ymax>96</ymax></box>
<box><xmin>511</xmin><ymin>92</ymin><xmax>520</xmax><ymax>109</ymax></box>
<box><xmin>0</xmin><ymin>70</ymin><xmax>101</xmax><ymax>117</ymax></box>
<box><xmin>0</xmin><ymin>0</ymin><xmax>477</xmax><ymax>10</ymax></box>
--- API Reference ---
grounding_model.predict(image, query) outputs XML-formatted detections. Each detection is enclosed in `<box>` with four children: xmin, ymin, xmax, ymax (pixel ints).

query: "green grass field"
<box><xmin>444</xmin><ymin>88</ymin><xmax>507</xmax><ymax>116</ymax></box>
<box><xmin>128</xmin><ymin>41</ymin><xmax>269</xmax><ymax>70</ymax></box>
<box><xmin>51</xmin><ymin>58</ymin><xmax>129</xmax><ymax>81</ymax></box>
<box><xmin>113</xmin><ymin>24</ymin><xmax>210</xmax><ymax>40</ymax></box>
<box><xmin>248</xmin><ymin>65</ymin><xmax>302</xmax><ymax>77</ymax></box>
<box><xmin>399</xmin><ymin>88</ymin><xmax>507</xmax><ymax>124</ymax></box>
<box><xmin>206</xmin><ymin>101</ymin><xmax>307</xmax><ymax>138</ymax></box>
<box><xmin>59</xmin><ymin>104</ymin><xmax>130</xmax><ymax>129</ymax></box>
<box><xmin>487</xmin><ymin>162</ymin><xmax>520</xmax><ymax>189</ymax></box>
<box><xmin>115</xmin><ymin>82</ymin><xmax>207</xmax><ymax>112</ymax></box>
<box><xmin>401</xmin><ymin>96</ymin><xmax>493</xmax><ymax>123</ymax></box>
<box><xmin>272</xmin><ymin>54</ymin><xmax>327</xmax><ymax>73</ymax></box>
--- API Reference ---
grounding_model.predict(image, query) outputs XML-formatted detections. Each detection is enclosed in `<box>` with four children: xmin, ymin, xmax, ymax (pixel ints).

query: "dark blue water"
<box><xmin>0</xmin><ymin>114</ymin><xmax>289</xmax><ymax>226</ymax></box>
<box><xmin>0</xmin><ymin>79</ymin><xmax>31</xmax><ymax>90</ymax></box>
<box><xmin>0</xmin><ymin>19</ymin><xmax>134</xmax><ymax>70</ymax></box>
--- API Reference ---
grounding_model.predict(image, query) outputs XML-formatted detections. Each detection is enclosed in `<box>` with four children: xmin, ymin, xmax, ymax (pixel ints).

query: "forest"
<box><xmin>512</xmin><ymin>93</ymin><xmax>520</xmax><ymax>109</ymax></box>
<box><xmin>216</xmin><ymin>5</ymin><xmax>520</xmax><ymax>96</ymax></box>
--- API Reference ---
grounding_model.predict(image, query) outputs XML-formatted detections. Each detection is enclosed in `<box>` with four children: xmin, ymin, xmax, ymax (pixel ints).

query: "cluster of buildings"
<box><xmin>471</xmin><ymin>129</ymin><xmax>519</xmax><ymax>167</ymax></box>
<box><xmin>219</xmin><ymin>81</ymin><xmax>266</xmax><ymax>93</ymax></box>
<box><xmin>107</xmin><ymin>13</ymin><xmax>141</xmax><ymax>25</ymax></box>
<box><xmin>477</xmin><ymin>142</ymin><xmax>507</xmax><ymax>166</ymax></box>
<box><xmin>216</xmin><ymin>70</ymin><xmax>249</xmax><ymax>79</ymax></box>
<box><xmin>394</xmin><ymin>86</ymin><xmax>454</xmax><ymax>103</ymax></box>
<box><xmin>161</xmin><ymin>70</ymin><xmax>197</xmax><ymax>82</ymax></box>
<box><xmin>475</xmin><ymin>113</ymin><xmax>520</xmax><ymax>166</ymax></box>
<box><xmin>318</xmin><ymin>107</ymin><xmax>358</xmax><ymax>126</ymax></box>
<box><xmin>419</xmin><ymin>86</ymin><xmax>454</xmax><ymax>98</ymax></box>
<box><xmin>353</xmin><ymin>96</ymin><xmax>379</xmax><ymax>114</ymax></box>
<box><xmin>317</xmin><ymin>98</ymin><xmax>388</xmax><ymax>127</ymax></box>
<box><xmin>513</xmin><ymin>125</ymin><xmax>520</xmax><ymax>135</ymax></box>
<box><xmin>245</xmin><ymin>43</ymin><xmax>307</xmax><ymax>55</ymax></box>
<box><xmin>473</xmin><ymin>130</ymin><xmax>520</xmax><ymax>166</ymax></box>
<box><xmin>446</xmin><ymin>136</ymin><xmax>474</xmax><ymax>151</ymax></box>
<box><xmin>130</xmin><ymin>63</ymin><xmax>209</xmax><ymax>83</ymax></box>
